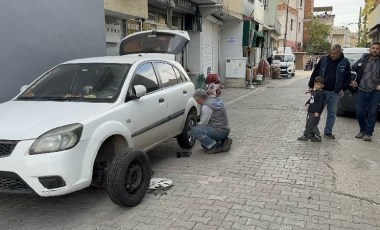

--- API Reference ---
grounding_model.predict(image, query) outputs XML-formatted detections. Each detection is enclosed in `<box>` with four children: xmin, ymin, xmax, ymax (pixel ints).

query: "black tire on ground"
<box><xmin>176</xmin><ymin>111</ymin><xmax>197</xmax><ymax>149</ymax></box>
<box><xmin>336</xmin><ymin>99</ymin><xmax>345</xmax><ymax>116</ymax></box>
<box><xmin>106</xmin><ymin>148</ymin><xmax>151</xmax><ymax>207</ymax></box>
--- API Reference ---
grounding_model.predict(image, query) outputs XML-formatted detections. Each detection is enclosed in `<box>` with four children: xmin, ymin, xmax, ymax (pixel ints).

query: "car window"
<box><xmin>18</xmin><ymin>64</ymin><xmax>130</xmax><ymax>102</ymax></box>
<box><xmin>273</xmin><ymin>55</ymin><xmax>294</xmax><ymax>62</ymax></box>
<box><xmin>155</xmin><ymin>62</ymin><xmax>179</xmax><ymax>88</ymax></box>
<box><xmin>345</xmin><ymin>53</ymin><xmax>366</xmax><ymax>66</ymax></box>
<box><xmin>172</xmin><ymin>66</ymin><xmax>187</xmax><ymax>82</ymax></box>
<box><xmin>131</xmin><ymin>63</ymin><xmax>160</xmax><ymax>93</ymax></box>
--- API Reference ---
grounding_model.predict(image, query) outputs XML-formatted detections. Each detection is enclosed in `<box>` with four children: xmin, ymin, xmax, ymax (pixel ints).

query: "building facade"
<box><xmin>368</xmin><ymin>0</ymin><xmax>380</xmax><ymax>42</ymax></box>
<box><xmin>277</xmin><ymin>0</ymin><xmax>305</xmax><ymax>52</ymax></box>
<box><xmin>302</xmin><ymin>0</ymin><xmax>313</xmax><ymax>48</ymax></box>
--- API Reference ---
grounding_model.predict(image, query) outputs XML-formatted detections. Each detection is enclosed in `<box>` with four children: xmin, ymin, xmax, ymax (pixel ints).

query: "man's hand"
<box><xmin>339</xmin><ymin>90</ymin><xmax>344</xmax><ymax>97</ymax></box>
<box><xmin>314</xmin><ymin>113</ymin><xmax>320</xmax><ymax>117</ymax></box>
<box><xmin>376</xmin><ymin>85</ymin><xmax>380</xmax><ymax>91</ymax></box>
<box><xmin>351</xmin><ymin>81</ymin><xmax>358</xmax><ymax>88</ymax></box>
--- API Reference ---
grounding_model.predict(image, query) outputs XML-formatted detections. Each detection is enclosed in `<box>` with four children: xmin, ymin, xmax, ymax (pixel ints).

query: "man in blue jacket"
<box><xmin>308</xmin><ymin>44</ymin><xmax>351</xmax><ymax>139</ymax></box>
<box><xmin>350</xmin><ymin>42</ymin><xmax>380</xmax><ymax>141</ymax></box>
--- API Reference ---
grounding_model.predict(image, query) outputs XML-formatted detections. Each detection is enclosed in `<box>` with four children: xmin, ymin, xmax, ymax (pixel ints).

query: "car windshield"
<box><xmin>17</xmin><ymin>63</ymin><xmax>131</xmax><ymax>102</ymax></box>
<box><xmin>345</xmin><ymin>53</ymin><xmax>366</xmax><ymax>66</ymax></box>
<box><xmin>273</xmin><ymin>55</ymin><xmax>294</xmax><ymax>62</ymax></box>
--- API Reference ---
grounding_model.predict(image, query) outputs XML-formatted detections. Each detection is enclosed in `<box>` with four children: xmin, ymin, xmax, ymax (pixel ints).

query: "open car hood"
<box><xmin>119</xmin><ymin>30</ymin><xmax>190</xmax><ymax>56</ymax></box>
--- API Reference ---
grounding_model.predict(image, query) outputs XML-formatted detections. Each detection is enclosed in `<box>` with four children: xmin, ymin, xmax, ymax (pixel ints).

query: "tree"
<box><xmin>359</xmin><ymin>0</ymin><xmax>376</xmax><ymax>47</ymax></box>
<box><xmin>304</xmin><ymin>19</ymin><xmax>331</xmax><ymax>54</ymax></box>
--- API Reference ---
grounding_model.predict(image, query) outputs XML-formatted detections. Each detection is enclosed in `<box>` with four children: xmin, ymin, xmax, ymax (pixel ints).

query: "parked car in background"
<box><xmin>336</xmin><ymin>47</ymin><xmax>370</xmax><ymax>116</ymax></box>
<box><xmin>272</xmin><ymin>53</ymin><xmax>296</xmax><ymax>78</ymax></box>
<box><xmin>0</xmin><ymin>30</ymin><xmax>198</xmax><ymax>207</ymax></box>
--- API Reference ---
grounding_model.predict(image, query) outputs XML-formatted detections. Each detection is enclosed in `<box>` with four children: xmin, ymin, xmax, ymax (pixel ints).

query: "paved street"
<box><xmin>1</xmin><ymin>71</ymin><xmax>380</xmax><ymax>230</ymax></box>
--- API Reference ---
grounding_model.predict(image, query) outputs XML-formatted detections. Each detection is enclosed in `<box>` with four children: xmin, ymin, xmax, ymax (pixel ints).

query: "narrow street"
<box><xmin>1</xmin><ymin>72</ymin><xmax>380</xmax><ymax>230</ymax></box>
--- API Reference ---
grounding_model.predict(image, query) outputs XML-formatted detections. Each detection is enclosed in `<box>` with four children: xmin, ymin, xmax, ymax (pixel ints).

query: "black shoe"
<box><xmin>222</xmin><ymin>138</ymin><xmax>233</xmax><ymax>152</ymax></box>
<box><xmin>205</xmin><ymin>143</ymin><xmax>224</xmax><ymax>154</ymax></box>
<box><xmin>311</xmin><ymin>136</ymin><xmax>322</xmax><ymax>142</ymax></box>
<box><xmin>298</xmin><ymin>136</ymin><xmax>309</xmax><ymax>141</ymax></box>
<box><xmin>323</xmin><ymin>133</ymin><xmax>335</xmax><ymax>139</ymax></box>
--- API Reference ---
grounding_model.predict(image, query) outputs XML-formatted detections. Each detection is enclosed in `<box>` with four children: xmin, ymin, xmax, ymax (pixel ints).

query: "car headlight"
<box><xmin>30</xmin><ymin>123</ymin><xmax>83</xmax><ymax>154</ymax></box>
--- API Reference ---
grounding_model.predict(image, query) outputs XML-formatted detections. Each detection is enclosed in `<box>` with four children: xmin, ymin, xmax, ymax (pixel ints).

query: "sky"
<box><xmin>314</xmin><ymin>0</ymin><xmax>365</xmax><ymax>32</ymax></box>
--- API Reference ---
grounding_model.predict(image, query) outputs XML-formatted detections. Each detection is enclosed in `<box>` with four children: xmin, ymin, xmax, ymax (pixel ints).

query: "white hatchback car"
<box><xmin>0</xmin><ymin>30</ymin><xmax>198</xmax><ymax>207</ymax></box>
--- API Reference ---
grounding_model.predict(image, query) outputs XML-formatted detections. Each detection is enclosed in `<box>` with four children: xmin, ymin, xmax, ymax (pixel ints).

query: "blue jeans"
<box><xmin>191</xmin><ymin>125</ymin><xmax>229</xmax><ymax>149</ymax></box>
<box><xmin>324</xmin><ymin>91</ymin><xmax>341</xmax><ymax>135</ymax></box>
<box><xmin>356</xmin><ymin>90</ymin><xmax>380</xmax><ymax>136</ymax></box>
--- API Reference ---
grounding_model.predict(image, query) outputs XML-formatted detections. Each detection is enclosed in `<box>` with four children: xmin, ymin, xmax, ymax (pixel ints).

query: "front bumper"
<box><xmin>0</xmin><ymin>139</ymin><xmax>94</xmax><ymax>196</ymax></box>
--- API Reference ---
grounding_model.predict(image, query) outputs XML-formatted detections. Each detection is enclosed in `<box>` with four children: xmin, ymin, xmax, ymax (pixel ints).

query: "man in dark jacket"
<box><xmin>308</xmin><ymin>44</ymin><xmax>351</xmax><ymax>139</ymax></box>
<box><xmin>350</xmin><ymin>42</ymin><xmax>380</xmax><ymax>141</ymax></box>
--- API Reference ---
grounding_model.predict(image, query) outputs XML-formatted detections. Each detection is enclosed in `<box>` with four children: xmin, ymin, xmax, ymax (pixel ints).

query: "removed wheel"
<box><xmin>176</xmin><ymin>111</ymin><xmax>197</xmax><ymax>149</ymax></box>
<box><xmin>106</xmin><ymin>148</ymin><xmax>151</xmax><ymax>207</ymax></box>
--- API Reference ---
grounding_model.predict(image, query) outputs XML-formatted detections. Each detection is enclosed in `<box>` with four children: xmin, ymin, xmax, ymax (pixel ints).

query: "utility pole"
<box><xmin>283</xmin><ymin>0</ymin><xmax>290</xmax><ymax>53</ymax></box>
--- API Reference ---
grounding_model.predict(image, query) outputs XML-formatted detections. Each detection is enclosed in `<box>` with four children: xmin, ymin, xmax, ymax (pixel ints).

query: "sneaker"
<box><xmin>222</xmin><ymin>138</ymin><xmax>233</xmax><ymax>152</ymax></box>
<box><xmin>355</xmin><ymin>132</ymin><xmax>364</xmax><ymax>139</ymax></box>
<box><xmin>323</xmin><ymin>133</ymin><xmax>335</xmax><ymax>139</ymax></box>
<box><xmin>205</xmin><ymin>143</ymin><xmax>224</xmax><ymax>154</ymax></box>
<box><xmin>363</xmin><ymin>135</ymin><xmax>372</xmax><ymax>142</ymax></box>
<box><xmin>311</xmin><ymin>136</ymin><xmax>322</xmax><ymax>142</ymax></box>
<box><xmin>297</xmin><ymin>136</ymin><xmax>309</xmax><ymax>141</ymax></box>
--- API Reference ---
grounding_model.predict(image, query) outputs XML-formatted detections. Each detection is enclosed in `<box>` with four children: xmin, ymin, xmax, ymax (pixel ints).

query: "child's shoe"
<box><xmin>297</xmin><ymin>135</ymin><xmax>309</xmax><ymax>141</ymax></box>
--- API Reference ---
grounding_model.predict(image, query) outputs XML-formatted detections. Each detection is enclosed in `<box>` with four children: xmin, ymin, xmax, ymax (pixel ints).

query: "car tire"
<box><xmin>336</xmin><ymin>99</ymin><xmax>345</xmax><ymax>116</ymax></box>
<box><xmin>106</xmin><ymin>148</ymin><xmax>151</xmax><ymax>207</ymax></box>
<box><xmin>176</xmin><ymin>111</ymin><xmax>197</xmax><ymax>149</ymax></box>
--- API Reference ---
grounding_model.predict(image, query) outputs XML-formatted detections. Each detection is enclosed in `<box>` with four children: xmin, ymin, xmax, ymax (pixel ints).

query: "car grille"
<box><xmin>0</xmin><ymin>140</ymin><xmax>19</xmax><ymax>157</ymax></box>
<box><xmin>0</xmin><ymin>171</ymin><xmax>33</xmax><ymax>194</ymax></box>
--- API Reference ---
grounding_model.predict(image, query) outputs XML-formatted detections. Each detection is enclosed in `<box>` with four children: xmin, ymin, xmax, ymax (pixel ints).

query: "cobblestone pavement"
<box><xmin>1</xmin><ymin>72</ymin><xmax>380</xmax><ymax>230</ymax></box>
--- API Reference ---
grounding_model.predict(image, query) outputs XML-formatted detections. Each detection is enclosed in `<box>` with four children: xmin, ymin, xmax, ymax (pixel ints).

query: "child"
<box><xmin>298</xmin><ymin>76</ymin><xmax>327</xmax><ymax>142</ymax></box>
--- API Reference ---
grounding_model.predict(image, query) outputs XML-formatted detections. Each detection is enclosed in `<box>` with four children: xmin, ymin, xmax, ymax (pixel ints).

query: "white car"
<box><xmin>0</xmin><ymin>30</ymin><xmax>198</xmax><ymax>207</ymax></box>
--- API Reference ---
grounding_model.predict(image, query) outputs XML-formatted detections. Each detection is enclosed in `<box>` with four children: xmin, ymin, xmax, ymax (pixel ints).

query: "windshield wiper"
<box><xmin>18</xmin><ymin>96</ymin><xmax>81</xmax><ymax>101</ymax></box>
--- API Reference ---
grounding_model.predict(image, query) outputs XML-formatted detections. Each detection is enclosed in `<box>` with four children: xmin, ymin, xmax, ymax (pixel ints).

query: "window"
<box><xmin>298</xmin><ymin>22</ymin><xmax>301</xmax><ymax>31</ymax></box>
<box><xmin>290</xmin><ymin>19</ymin><xmax>294</xmax><ymax>31</ymax></box>
<box><xmin>155</xmin><ymin>62</ymin><xmax>178</xmax><ymax>88</ymax></box>
<box><xmin>172</xmin><ymin>66</ymin><xmax>187</xmax><ymax>82</ymax></box>
<box><xmin>300</xmin><ymin>0</ymin><xmax>303</xmax><ymax>7</ymax></box>
<box><xmin>131</xmin><ymin>63</ymin><xmax>159</xmax><ymax>93</ymax></box>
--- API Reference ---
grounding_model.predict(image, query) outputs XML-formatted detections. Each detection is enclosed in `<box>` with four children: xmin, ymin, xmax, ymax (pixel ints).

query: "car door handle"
<box><xmin>159</xmin><ymin>98</ymin><xmax>165</xmax><ymax>103</ymax></box>
<box><xmin>183</xmin><ymin>90</ymin><xmax>187</xmax><ymax>94</ymax></box>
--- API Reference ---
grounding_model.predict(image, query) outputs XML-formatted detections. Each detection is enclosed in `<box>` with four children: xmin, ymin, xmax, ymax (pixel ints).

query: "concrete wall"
<box><xmin>0</xmin><ymin>0</ymin><xmax>106</xmax><ymax>102</ymax></box>
<box><xmin>223</xmin><ymin>0</ymin><xmax>244</xmax><ymax>19</ymax></box>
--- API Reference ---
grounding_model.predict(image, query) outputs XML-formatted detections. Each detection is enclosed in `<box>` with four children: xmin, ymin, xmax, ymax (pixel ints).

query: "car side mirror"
<box><xmin>133</xmin><ymin>85</ymin><xmax>147</xmax><ymax>98</ymax></box>
<box><xmin>20</xmin><ymin>85</ymin><xmax>28</xmax><ymax>93</ymax></box>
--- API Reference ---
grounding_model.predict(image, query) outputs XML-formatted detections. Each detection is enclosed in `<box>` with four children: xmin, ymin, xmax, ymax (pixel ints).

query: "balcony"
<box><xmin>368</xmin><ymin>5</ymin><xmax>380</xmax><ymax>30</ymax></box>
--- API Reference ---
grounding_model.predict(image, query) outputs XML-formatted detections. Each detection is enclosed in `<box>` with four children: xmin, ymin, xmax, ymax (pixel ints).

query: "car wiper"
<box><xmin>18</xmin><ymin>96</ymin><xmax>82</xmax><ymax>101</ymax></box>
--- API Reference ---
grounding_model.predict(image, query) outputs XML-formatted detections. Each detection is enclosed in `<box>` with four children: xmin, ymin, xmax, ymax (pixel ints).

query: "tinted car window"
<box><xmin>18</xmin><ymin>64</ymin><xmax>130</xmax><ymax>102</ymax></box>
<box><xmin>155</xmin><ymin>62</ymin><xmax>179</xmax><ymax>88</ymax></box>
<box><xmin>131</xmin><ymin>63</ymin><xmax>160</xmax><ymax>93</ymax></box>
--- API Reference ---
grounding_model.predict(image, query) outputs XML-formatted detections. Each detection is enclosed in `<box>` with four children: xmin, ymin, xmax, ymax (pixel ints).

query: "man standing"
<box><xmin>350</xmin><ymin>42</ymin><xmax>380</xmax><ymax>141</ymax></box>
<box><xmin>191</xmin><ymin>89</ymin><xmax>232</xmax><ymax>154</ymax></box>
<box><xmin>308</xmin><ymin>44</ymin><xmax>351</xmax><ymax>139</ymax></box>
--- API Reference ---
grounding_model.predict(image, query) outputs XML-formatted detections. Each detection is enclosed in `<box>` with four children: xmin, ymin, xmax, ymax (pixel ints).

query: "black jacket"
<box><xmin>306</xmin><ymin>90</ymin><xmax>326</xmax><ymax>114</ymax></box>
<box><xmin>351</xmin><ymin>54</ymin><xmax>380</xmax><ymax>86</ymax></box>
<box><xmin>308</xmin><ymin>54</ymin><xmax>351</xmax><ymax>93</ymax></box>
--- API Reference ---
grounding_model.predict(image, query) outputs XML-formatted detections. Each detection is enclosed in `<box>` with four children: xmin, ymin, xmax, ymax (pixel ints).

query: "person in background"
<box><xmin>191</xmin><ymin>89</ymin><xmax>232</xmax><ymax>154</ymax></box>
<box><xmin>308</xmin><ymin>44</ymin><xmax>351</xmax><ymax>139</ymax></box>
<box><xmin>298</xmin><ymin>76</ymin><xmax>327</xmax><ymax>142</ymax></box>
<box><xmin>350</xmin><ymin>42</ymin><xmax>380</xmax><ymax>142</ymax></box>
<box><xmin>267</xmin><ymin>55</ymin><xmax>273</xmax><ymax>66</ymax></box>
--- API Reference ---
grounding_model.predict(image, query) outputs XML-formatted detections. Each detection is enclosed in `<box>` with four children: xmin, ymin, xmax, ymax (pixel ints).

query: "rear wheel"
<box><xmin>106</xmin><ymin>148</ymin><xmax>151</xmax><ymax>207</ymax></box>
<box><xmin>177</xmin><ymin>111</ymin><xmax>197</xmax><ymax>149</ymax></box>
